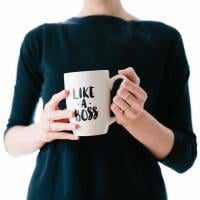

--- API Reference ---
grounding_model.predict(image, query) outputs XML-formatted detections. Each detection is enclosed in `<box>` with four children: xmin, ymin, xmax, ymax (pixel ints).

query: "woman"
<box><xmin>4</xmin><ymin>0</ymin><xmax>197</xmax><ymax>199</ymax></box>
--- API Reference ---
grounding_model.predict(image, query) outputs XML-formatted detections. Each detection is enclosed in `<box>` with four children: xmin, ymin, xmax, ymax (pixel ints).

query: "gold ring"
<box><xmin>124</xmin><ymin>92</ymin><xmax>131</xmax><ymax>101</ymax></box>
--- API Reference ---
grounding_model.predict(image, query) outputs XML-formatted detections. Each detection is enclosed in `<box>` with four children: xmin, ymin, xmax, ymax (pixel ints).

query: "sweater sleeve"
<box><xmin>4</xmin><ymin>26</ymin><xmax>43</xmax><ymax>136</ymax></box>
<box><xmin>155</xmin><ymin>30</ymin><xmax>197</xmax><ymax>173</ymax></box>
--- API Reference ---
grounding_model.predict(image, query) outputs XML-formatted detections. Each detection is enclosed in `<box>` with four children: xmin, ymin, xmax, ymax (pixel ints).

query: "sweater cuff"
<box><xmin>158</xmin><ymin>128</ymin><xmax>188</xmax><ymax>173</ymax></box>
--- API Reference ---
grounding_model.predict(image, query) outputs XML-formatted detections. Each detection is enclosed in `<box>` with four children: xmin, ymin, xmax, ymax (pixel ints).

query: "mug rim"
<box><xmin>64</xmin><ymin>69</ymin><xmax>109</xmax><ymax>76</ymax></box>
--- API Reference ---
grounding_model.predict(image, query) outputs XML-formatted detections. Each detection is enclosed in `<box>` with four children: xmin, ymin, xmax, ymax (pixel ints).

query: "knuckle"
<box><xmin>111</xmin><ymin>103</ymin><xmax>116</xmax><ymax>110</ymax></box>
<box><xmin>137</xmin><ymin>77</ymin><xmax>140</xmax><ymax>85</ymax></box>
<box><xmin>145</xmin><ymin>92</ymin><xmax>148</xmax><ymax>99</ymax></box>
<box><xmin>117</xmin><ymin>87</ymin><xmax>124</xmax><ymax>97</ymax></box>
<box><xmin>113</xmin><ymin>96</ymin><xmax>119</xmax><ymax>103</ymax></box>
<box><xmin>51</xmin><ymin>94</ymin><xmax>57</xmax><ymax>100</ymax></box>
<box><xmin>122</xmin><ymin>79</ymin><xmax>129</xmax><ymax>87</ymax></box>
<box><xmin>131</xmin><ymin>67</ymin><xmax>137</xmax><ymax>75</ymax></box>
<box><xmin>143</xmin><ymin>91</ymin><xmax>148</xmax><ymax>101</ymax></box>
<box><xmin>128</xmin><ymin>67</ymin><xmax>134</xmax><ymax>72</ymax></box>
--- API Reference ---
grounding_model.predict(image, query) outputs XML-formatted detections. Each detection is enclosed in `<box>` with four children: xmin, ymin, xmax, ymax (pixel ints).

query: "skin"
<box><xmin>112</xmin><ymin>67</ymin><xmax>174</xmax><ymax>159</ymax></box>
<box><xmin>77</xmin><ymin>0</ymin><xmax>138</xmax><ymax>20</ymax></box>
<box><xmin>4</xmin><ymin>0</ymin><xmax>174</xmax><ymax>159</ymax></box>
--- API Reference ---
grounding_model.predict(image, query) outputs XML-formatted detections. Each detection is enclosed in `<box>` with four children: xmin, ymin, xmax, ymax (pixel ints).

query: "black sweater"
<box><xmin>6</xmin><ymin>15</ymin><xmax>197</xmax><ymax>200</ymax></box>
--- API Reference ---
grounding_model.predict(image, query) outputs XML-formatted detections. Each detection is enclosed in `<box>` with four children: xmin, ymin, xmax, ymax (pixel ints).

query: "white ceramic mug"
<box><xmin>64</xmin><ymin>70</ymin><xmax>127</xmax><ymax>136</ymax></box>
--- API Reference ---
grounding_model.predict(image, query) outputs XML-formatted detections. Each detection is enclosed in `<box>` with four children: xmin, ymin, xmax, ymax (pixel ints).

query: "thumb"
<box><xmin>118</xmin><ymin>67</ymin><xmax>140</xmax><ymax>85</ymax></box>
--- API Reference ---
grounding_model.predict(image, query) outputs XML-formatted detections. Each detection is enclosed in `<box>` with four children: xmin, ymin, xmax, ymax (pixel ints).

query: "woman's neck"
<box><xmin>77</xmin><ymin>0</ymin><xmax>136</xmax><ymax>20</ymax></box>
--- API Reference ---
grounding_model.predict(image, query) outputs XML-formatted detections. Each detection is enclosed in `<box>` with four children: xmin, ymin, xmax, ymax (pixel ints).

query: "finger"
<box><xmin>121</xmin><ymin>79</ymin><xmax>147</xmax><ymax>101</ymax></box>
<box><xmin>45</xmin><ymin>109</ymin><xmax>75</xmax><ymax>121</ymax></box>
<box><xmin>122</xmin><ymin>90</ymin><xmax>144</xmax><ymax>108</ymax></box>
<box><xmin>111</xmin><ymin>101</ymin><xmax>140</xmax><ymax>123</ymax></box>
<box><xmin>117</xmin><ymin>86</ymin><xmax>138</xmax><ymax>102</ymax></box>
<box><xmin>45</xmin><ymin>90</ymin><xmax>69</xmax><ymax>110</ymax></box>
<box><xmin>127</xmin><ymin>101</ymin><xmax>142</xmax><ymax>118</ymax></box>
<box><xmin>111</xmin><ymin>103</ymin><xmax>127</xmax><ymax>124</ymax></box>
<box><xmin>49</xmin><ymin>122</ymin><xmax>79</xmax><ymax>132</ymax></box>
<box><xmin>112</xmin><ymin>95</ymin><xmax>130</xmax><ymax>111</ymax></box>
<box><xmin>45</xmin><ymin>132</ymin><xmax>80</xmax><ymax>142</ymax></box>
<box><xmin>118</xmin><ymin>67</ymin><xmax>140</xmax><ymax>85</ymax></box>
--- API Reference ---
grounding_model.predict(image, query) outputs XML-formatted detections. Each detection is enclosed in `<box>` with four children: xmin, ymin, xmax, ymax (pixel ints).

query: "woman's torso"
<box><xmin>27</xmin><ymin>15</ymin><xmax>175</xmax><ymax>200</ymax></box>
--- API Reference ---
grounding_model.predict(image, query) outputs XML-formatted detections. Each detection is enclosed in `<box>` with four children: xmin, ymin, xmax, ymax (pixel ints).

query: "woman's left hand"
<box><xmin>111</xmin><ymin>67</ymin><xmax>148</xmax><ymax>126</ymax></box>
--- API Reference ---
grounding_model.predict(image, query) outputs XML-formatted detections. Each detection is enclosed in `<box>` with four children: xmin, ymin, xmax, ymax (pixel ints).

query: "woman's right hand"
<box><xmin>39</xmin><ymin>89</ymin><xmax>80</xmax><ymax>143</ymax></box>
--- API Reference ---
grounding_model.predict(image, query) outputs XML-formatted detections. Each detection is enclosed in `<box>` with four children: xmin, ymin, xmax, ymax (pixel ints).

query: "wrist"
<box><xmin>123</xmin><ymin>109</ymin><xmax>158</xmax><ymax>140</ymax></box>
<box><xmin>122</xmin><ymin>109</ymin><xmax>175</xmax><ymax>159</ymax></box>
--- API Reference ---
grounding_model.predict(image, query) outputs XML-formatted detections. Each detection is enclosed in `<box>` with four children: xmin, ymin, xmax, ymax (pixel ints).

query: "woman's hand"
<box><xmin>111</xmin><ymin>67</ymin><xmax>148</xmax><ymax>126</ymax></box>
<box><xmin>39</xmin><ymin>89</ymin><xmax>80</xmax><ymax>143</ymax></box>
<box><xmin>4</xmin><ymin>89</ymin><xmax>80</xmax><ymax>156</ymax></box>
<box><xmin>111</xmin><ymin>67</ymin><xmax>174</xmax><ymax>159</ymax></box>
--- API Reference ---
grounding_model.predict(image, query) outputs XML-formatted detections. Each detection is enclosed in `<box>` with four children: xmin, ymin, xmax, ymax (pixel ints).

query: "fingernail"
<box><xmin>71</xmin><ymin>111</ymin><xmax>75</xmax><ymax>117</ymax></box>
<box><xmin>65</xmin><ymin>90</ymin><xmax>70</xmax><ymax>95</ymax></box>
<box><xmin>73</xmin><ymin>135</ymin><xmax>79</xmax><ymax>140</ymax></box>
<box><xmin>74</xmin><ymin>124</ymin><xmax>79</xmax><ymax>129</ymax></box>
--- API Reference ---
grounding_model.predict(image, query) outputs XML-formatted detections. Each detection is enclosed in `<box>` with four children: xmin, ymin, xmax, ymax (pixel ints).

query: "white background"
<box><xmin>0</xmin><ymin>0</ymin><xmax>199</xmax><ymax>199</ymax></box>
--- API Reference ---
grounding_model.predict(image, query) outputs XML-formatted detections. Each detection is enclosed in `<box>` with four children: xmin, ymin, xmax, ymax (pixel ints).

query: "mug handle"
<box><xmin>108</xmin><ymin>74</ymin><xmax>127</xmax><ymax>125</ymax></box>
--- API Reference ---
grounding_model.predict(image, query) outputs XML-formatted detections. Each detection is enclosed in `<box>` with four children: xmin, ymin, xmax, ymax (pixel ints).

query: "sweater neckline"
<box><xmin>68</xmin><ymin>14</ymin><xmax>140</xmax><ymax>23</ymax></box>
